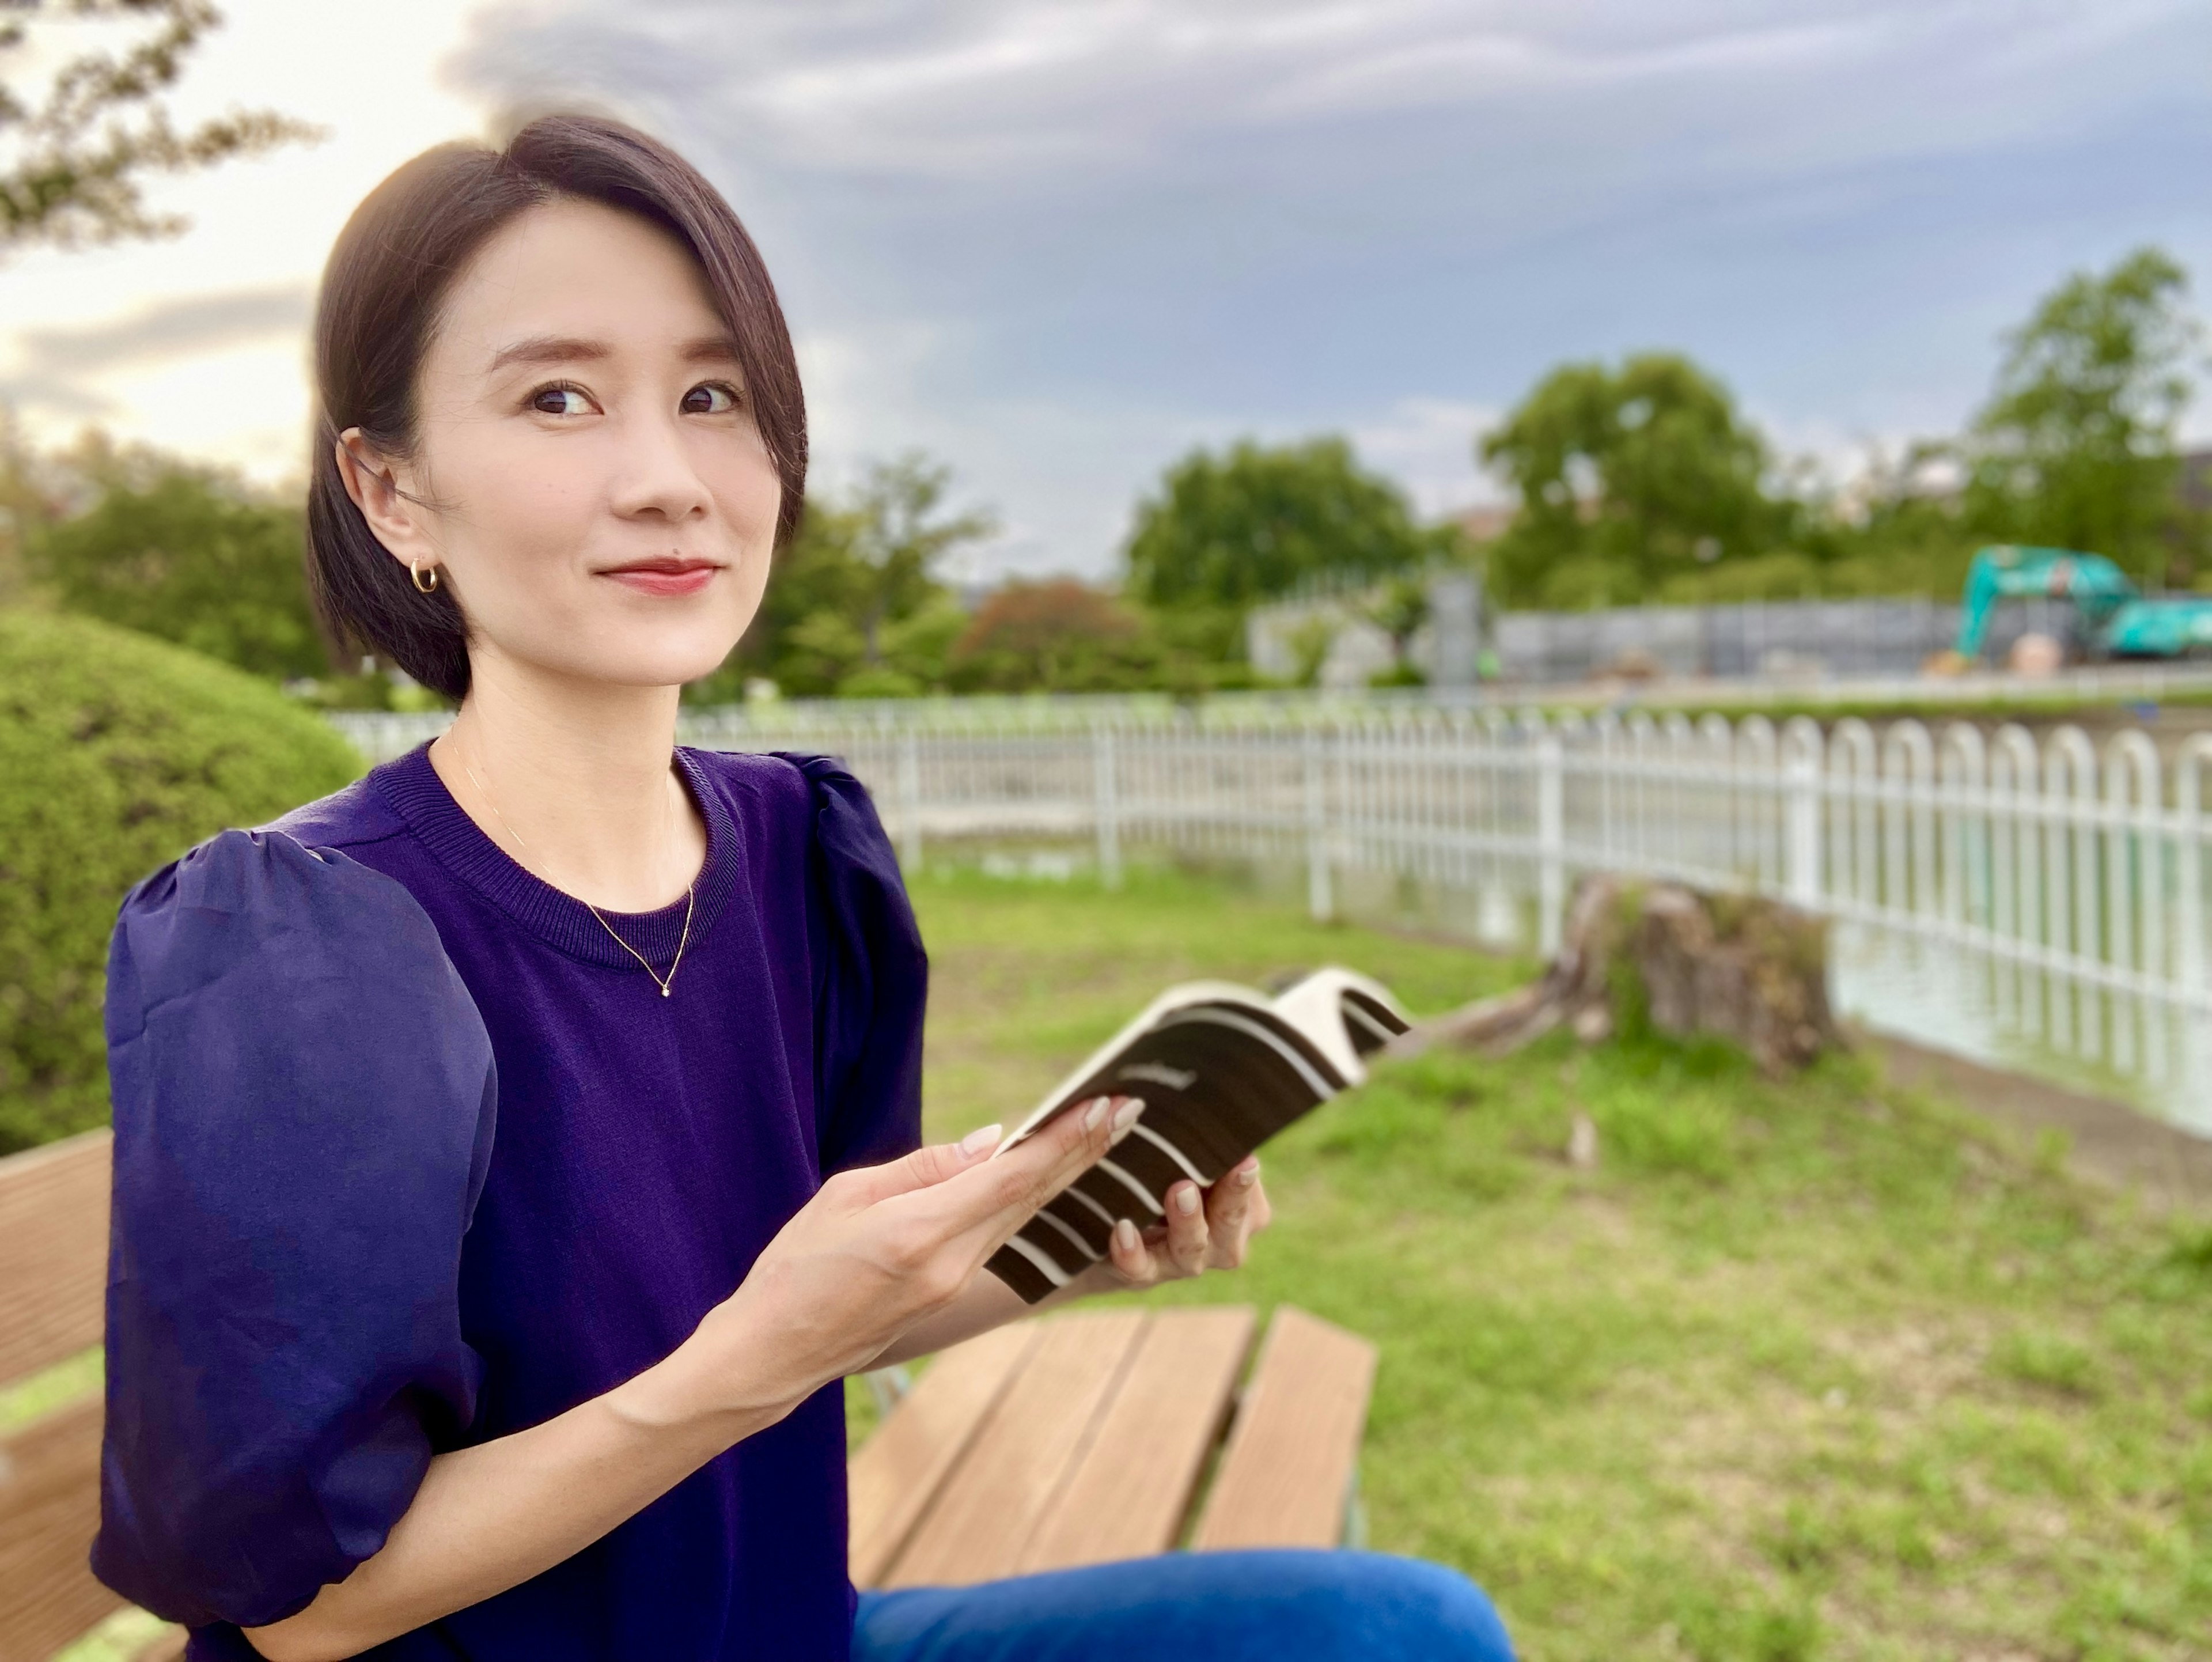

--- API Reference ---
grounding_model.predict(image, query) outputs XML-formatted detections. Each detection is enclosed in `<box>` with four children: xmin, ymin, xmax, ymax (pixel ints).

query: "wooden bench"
<box><xmin>0</xmin><ymin>1129</ymin><xmax>183</xmax><ymax>1662</ymax></box>
<box><xmin>850</xmin><ymin>1303</ymin><xmax>1378</xmax><ymax>1588</ymax></box>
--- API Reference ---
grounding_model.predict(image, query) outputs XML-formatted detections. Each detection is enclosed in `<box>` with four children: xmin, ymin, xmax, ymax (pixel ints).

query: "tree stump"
<box><xmin>1409</xmin><ymin>876</ymin><xmax>1842</xmax><ymax>1076</ymax></box>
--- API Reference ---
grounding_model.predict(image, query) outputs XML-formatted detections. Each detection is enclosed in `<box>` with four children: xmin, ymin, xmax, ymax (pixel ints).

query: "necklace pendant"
<box><xmin>661</xmin><ymin>984</ymin><xmax>672</xmax><ymax>998</ymax></box>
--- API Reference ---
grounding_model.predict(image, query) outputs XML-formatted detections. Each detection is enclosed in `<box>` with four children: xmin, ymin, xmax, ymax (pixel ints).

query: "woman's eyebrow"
<box><xmin>680</xmin><ymin>335</ymin><xmax>744</xmax><ymax>365</ymax></box>
<box><xmin>486</xmin><ymin>335</ymin><xmax>611</xmax><ymax>373</ymax></box>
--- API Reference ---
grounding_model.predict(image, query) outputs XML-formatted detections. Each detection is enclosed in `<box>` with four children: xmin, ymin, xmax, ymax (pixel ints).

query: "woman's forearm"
<box><xmin>245</xmin><ymin>1341</ymin><xmax>796</xmax><ymax>1662</ymax></box>
<box><xmin>246</xmin><ymin>1107</ymin><xmax>1137</xmax><ymax>1661</ymax></box>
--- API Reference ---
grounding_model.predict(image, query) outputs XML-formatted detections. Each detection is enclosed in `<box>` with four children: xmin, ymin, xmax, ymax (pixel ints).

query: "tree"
<box><xmin>0</xmin><ymin>411</ymin><xmax>65</xmax><ymax>605</ymax></box>
<box><xmin>2</xmin><ymin>1</ymin><xmax>317</xmax><ymax>255</ymax></box>
<box><xmin>842</xmin><ymin>454</ymin><xmax>995</xmax><ymax>668</ymax></box>
<box><xmin>1124</xmin><ymin>438</ymin><xmax>1434</xmax><ymax>623</ymax></box>
<box><xmin>1963</xmin><ymin>247</ymin><xmax>2203</xmax><ymax>584</ymax></box>
<box><xmin>1479</xmin><ymin>353</ymin><xmax>1786</xmax><ymax>608</ymax></box>
<box><xmin>947</xmin><ymin>578</ymin><xmax>1161</xmax><ymax>693</ymax></box>
<box><xmin>707</xmin><ymin>453</ymin><xmax>993</xmax><ymax>699</ymax></box>
<box><xmin>28</xmin><ymin>459</ymin><xmax>326</xmax><ymax>680</ymax></box>
<box><xmin>1359</xmin><ymin>573</ymin><xmax>1430</xmax><ymax>686</ymax></box>
<box><xmin>1284</xmin><ymin>614</ymin><xmax>1337</xmax><ymax>688</ymax></box>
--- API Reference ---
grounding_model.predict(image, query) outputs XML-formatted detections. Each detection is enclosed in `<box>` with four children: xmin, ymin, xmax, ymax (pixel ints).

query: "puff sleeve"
<box><xmin>783</xmin><ymin>754</ymin><xmax>927</xmax><ymax>1175</ymax></box>
<box><xmin>93</xmin><ymin>830</ymin><xmax>497</xmax><ymax>1630</ymax></box>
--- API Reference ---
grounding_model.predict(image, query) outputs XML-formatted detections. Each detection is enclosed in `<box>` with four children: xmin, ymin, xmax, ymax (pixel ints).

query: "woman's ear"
<box><xmin>335</xmin><ymin>429</ymin><xmax>435</xmax><ymax>570</ymax></box>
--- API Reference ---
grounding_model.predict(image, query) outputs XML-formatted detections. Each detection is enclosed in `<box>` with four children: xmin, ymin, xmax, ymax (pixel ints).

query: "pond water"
<box><xmin>1831</xmin><ymin>923</ymin><xmax>2212</xmax><ymax>1139</ymax></box>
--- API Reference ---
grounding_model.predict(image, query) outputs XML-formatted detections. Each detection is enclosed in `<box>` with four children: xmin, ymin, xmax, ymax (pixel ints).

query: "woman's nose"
<box><xmin>609</xmin><ymin>411</ymin><xmax>712</xmax><ymax>521</ymax></box>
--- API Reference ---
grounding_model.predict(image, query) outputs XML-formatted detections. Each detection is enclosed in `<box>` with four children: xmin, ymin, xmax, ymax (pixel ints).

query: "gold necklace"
<box><xmin>458</xmin><ymin>749</ymin><xmax>697</xmax><ymax>998</ymax></box>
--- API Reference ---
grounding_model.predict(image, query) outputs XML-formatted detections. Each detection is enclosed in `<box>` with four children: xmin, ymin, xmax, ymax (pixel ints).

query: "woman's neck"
<box><xmin>427</xmin><ymin>653</ymin><xmax>707</xmax><ymax>914</ymax></box>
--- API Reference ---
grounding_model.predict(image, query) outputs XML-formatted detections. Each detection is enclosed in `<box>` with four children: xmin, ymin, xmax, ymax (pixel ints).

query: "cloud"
<box><xmin>1</xmin><ymin>282</ymin><xmax>312</xmax><ymax>427</ymax></box>
<box><xmin>1349</xmin><ymin>396</ymin><xmax>1504</xmax><ymax>519</ymax></box>
<box><xmin>11</xmin><ymin>283</ymin><xmax>312</xmax><ymax>377</ymax></box>
<box><xmin>438</xmin><ymin>1</ymin><xmax>2212</xmax><ymax>578</ymax></box>
<box><xmin>456</xmin><ymin>1</ymin><xmax>2201</xmax><ymax>192</ymax></box>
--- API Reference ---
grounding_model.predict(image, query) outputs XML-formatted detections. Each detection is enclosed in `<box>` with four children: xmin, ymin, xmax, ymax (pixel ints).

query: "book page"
<box><xmin>984</xmin><ymin>969</ymin><xmax>1410</xmax><ymax>1302</ymax></box>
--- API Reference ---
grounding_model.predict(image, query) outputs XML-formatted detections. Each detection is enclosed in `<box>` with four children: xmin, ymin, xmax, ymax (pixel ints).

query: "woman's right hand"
<box><xmin>666</xmin><ymin>1094</ymin><xmax>1143</xmax><ymax>1423</ymax></box>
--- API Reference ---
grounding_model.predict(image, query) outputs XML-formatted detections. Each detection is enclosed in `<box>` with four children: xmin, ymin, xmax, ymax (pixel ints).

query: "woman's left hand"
<box><xmin>1096</xmin><ymin>1157</ymin><xmax>1271</xmax><ymax>1288</ymax></box>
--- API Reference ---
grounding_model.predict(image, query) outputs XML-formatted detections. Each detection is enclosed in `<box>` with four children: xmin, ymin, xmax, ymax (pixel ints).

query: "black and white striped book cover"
<box><xmin>983</xmin><ymin>968</ymin><xmax>1410</xmax><ymax>1303</ymax></box>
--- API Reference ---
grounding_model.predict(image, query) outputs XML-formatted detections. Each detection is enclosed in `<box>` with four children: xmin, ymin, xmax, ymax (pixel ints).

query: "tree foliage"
<box><xmin>1123</xmin><ymin>438</ymin><xmax>1436</xmax><ymax>618</ymax></box>
<box><xmin>946</xmin><ymin>578</ymin><xmax>1163</xmax><ymax>693</ymax></box>
<box><xmin>1</xmin><ymin>1</ymin><xmax>317</xmax><ymax>255</ymax></box>
<box><xmin>1358</xmin><ymin>572</ymin><xmax>1431</xmax><ymax>684</ymax></box>
<box><xmin>1963</xmin><ymin>246</ymin><xmax>2203</xmax><ymax>583</ymax></box>
<box><xmin>1480</xmin><ymin>353</ymin><xmax>1787</xmax><ymax>608</ymax></box>
<box><xmin>29</xmin><ymin>460</ymin><xmax>325</xmax><ymax>679</ymax></box>
<box><xmin>707</xmin><ymin>453</ymin><xmax>994</xmax><ymax>699</ymax></box>
<box><xmin>0</xmin><ymin>609</ymin><xmax>359</xmax><ymax>1150</ymax></box>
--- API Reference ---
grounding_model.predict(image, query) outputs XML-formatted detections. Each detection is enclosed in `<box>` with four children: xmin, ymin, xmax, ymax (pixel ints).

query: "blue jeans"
<box><xmin>852</xmin><ymin>1550</ymin><xmax>1514</xmax><ymax>1661</ymax></box>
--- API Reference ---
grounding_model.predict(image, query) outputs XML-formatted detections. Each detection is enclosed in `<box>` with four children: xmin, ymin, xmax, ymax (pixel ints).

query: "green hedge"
<box><xmin>0</xmin><ymin>611</ymin><xmax>361</xmax><ymax>1153</ymax></box>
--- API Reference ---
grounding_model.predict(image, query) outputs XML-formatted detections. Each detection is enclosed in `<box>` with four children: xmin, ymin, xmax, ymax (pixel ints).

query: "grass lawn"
<box><xmin>891</xmin><ymin>860</ymin><xmax>2212</xmax><ymax>1662</ymax></box>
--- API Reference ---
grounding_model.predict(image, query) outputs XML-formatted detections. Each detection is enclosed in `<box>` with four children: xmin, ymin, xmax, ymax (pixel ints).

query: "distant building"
<box><xmin>2179</xmin><ymin>446</ymin><xmax>2212</xmax><ymax>516</ymax></box>
<box><xmin>1455</xmin><ymin>502</ymin><xmax>1517</xmax><ymax>543</ymax></box>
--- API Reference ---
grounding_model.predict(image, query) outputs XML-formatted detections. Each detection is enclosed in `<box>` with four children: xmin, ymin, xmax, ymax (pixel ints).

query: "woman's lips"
<box><xmin>600</xmin><ymin>559</ymin><xmax>720</xmax><ymax>598</ymax></box>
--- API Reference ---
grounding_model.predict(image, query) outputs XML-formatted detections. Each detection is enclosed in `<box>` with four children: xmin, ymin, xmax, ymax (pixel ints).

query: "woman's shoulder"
<box><xmin>683</xmin><ymin>745</ymin><xmax>813</xmax><ymax>813</ymax></box>
<box><xmin>111</xmin><ymin>815</ymin><xmax>467</xmax><ymax>1047</ymax></box>
<box><xmin>260</xmin><ymin>769</ymin><xmax>408</xmax><ymax>851</ymax></box>
<box><xmin>681</xmin><ymin>745</ymin><xmax>913</xmax><ymax>941</ymax></box>
<box><xmin>683</xmin><ymin>747</ymin><xmax>891</xmax><ymax>850</ymax></box>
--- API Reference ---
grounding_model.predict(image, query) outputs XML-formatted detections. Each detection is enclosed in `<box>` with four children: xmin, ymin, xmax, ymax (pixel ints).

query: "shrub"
<box><xmin>948</xmin><ymin>579</ymin><xmax>1165</xmax><ymax>692</ymax></box>
<box><xmin>0</xmin><ymin>611</ymin><xmax>360</xmax><ymax>1152</ymax></box>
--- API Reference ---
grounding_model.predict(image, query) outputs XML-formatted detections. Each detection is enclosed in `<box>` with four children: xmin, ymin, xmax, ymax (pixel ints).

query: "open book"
<box><xmin>984</xmin><ymin>968</ymin><xmax>1411</xmax><ymax>1303</ymax></box>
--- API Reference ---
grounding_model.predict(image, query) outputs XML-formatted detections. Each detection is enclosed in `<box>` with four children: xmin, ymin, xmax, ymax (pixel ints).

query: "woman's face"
<box><xmin>347</xmin><ymin>196</ymin><xmax>782</xmax><ymax>692</ymax></box>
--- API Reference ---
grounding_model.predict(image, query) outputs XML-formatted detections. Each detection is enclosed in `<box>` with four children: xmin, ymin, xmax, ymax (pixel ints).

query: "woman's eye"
<box><xmin>531</xmin><ymin>386</ymin><xmax>592</xmax><ymax>417</ymax></box>
<box><xmin>682</xmin><ymin>382</ymin><xmax>741</xmax><ymax>415</ymax></box>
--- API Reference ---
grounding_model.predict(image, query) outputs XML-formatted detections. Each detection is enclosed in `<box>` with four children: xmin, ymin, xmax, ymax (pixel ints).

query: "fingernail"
<box><xmin>1082</xmin><ymin>1098</ymin><xmax>1109</xmax><ymax>1132</ymax></box>
<box><xmin>959</xmin><ymin>1123</ymin><xmax>1003</xmax><ymax>1157</ymax></box>
<box><xmin>1175</xmin><ymin>1184</ymin><xmax>1200</xmax><ymax>1216</ymax></box>
<box><xmin>1236</xmin><ymin>1160</ymin><xmax>1260</xmax><ymax>1187</ymax></box>
<box><xmin>1115</xmin><ymin>1218</ymin><xmax>1140</xmax><ymax>1252</ymax></box>
<box><xmin>1112</xmin><ymin>1097</ymin><xmax>1145</xmax><ymax>1133</ymax></box>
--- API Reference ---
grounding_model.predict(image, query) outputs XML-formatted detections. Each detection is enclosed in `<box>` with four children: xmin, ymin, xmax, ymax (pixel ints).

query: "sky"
<box><xmin>1</xmin><ymin>1</ymin><xmax>2207</xmax><ymax>585</ymax></box>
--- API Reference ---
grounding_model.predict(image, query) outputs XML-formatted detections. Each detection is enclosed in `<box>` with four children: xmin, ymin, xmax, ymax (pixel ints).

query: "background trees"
<box><xmin>29</xmin><ymin>456</ymin><xmax>323</xmax><ymax>679</ymax></box>
<box><xmin>1</xmin><ymin>1</ymin><xmax>315</xmax><ymax>256</ymax></box>
<box><xmin>1123</xmin><ymin>438</ymin><xmax>1450</xmax><ymax>662</ymax></box>
<box><xmin>945</xmin><ymin>578</ymin><xmax>1164</xmax><ymax>693</ymax></box>
<box><xmin>2</xmin><ymin>232</ymin><xmax>2202</xmax><ymax>705</ymax></box>
<box><xmin>702</xmin><ymin>455</ymin><xmax>993</xmax><ymax>699</ymax></box>
<box><xmin>1479</xmin><ymin>353</ymin><xmax>1789</xmax><ymax>609</ymax></box>
<box><xmin>1960</xmin><ymin>247</ymin><xmax>2204</xmax><ymax>584</ymax></box>
<box><xmin>1475</xmin><ymin>249</ymin><xmax>2206</xmax><ymax>610</ymax></box>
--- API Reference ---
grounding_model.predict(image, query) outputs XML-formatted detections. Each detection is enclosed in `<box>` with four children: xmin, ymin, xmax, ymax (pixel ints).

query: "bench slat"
<box><xmin>881</xmin><ymin>1310</ymin><xmax>1145</xmax><ymax>1588</ymax></box>
<box><xmin>1018</xmin><ymin>1305</ymin><xmax>1255</xmax><ymax>1575</ymax></box>
<box><xmin>1191</xmin><ymin>1305</ymin><xmax>1376</xmax><ymax>1551</ymax></box>
<box><xmin>0</xmin><ymin>1395</ymin><xmax>123</xmax><ymax>1661</ymax></box>
<box><xmin>0</xmin><ymin>1130</ymin><xmax>111</xmax><ymax>1390</ymax></box>
<box><xmin>848</xmin><ymin>1322</ymin><xmax>1039</xmax><ymax>1588</ymax></box>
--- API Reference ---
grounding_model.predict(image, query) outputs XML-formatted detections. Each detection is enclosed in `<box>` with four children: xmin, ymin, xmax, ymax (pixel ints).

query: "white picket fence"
<box><xmin>329</xmin><ymin>705</ymin><xmax>2212</xmax><ymax>1126</ymax></box>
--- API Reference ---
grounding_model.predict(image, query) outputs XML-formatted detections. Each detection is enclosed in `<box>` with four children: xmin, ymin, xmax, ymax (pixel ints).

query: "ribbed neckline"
<box><xmin>373</xmin><ymin>742</ymin><xmax>738</xmax><ymax>972</ymax></box>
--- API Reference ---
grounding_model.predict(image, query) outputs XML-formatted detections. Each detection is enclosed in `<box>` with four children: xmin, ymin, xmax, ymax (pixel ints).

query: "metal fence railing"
<box><xmin>328</xmin><ymin>658</ymin><xmax>2212</xmax><ymax>761</ymax></box>
<box><xmin>329</xmin><ymin>703</ymin><xmax>2212</xmax><ymax>1126</ymax></box>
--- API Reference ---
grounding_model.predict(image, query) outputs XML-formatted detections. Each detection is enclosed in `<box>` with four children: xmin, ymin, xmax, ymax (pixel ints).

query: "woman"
<box><xmin>94</xmin><ymin>115</ymin><xmax>1514</xmax><ymax>1662</ymax></box>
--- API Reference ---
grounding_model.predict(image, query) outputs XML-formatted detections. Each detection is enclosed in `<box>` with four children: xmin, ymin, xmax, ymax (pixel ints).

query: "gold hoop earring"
<box><xmin>410</xmin><ymin>559</ymin><xmax>440</xmax><ymax>595</ymax></box>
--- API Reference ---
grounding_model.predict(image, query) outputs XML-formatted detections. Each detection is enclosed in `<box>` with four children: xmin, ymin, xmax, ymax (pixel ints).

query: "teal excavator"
<box><xmin>1955</xmin><ymin>544</ymin><xmax>2212</xmax><ymax>662</ymax></box>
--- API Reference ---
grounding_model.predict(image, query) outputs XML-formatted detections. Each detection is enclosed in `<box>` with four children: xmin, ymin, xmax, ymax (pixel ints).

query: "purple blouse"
<box><xmin>94</xmin><ymin>745</ymin><xmax>927</xmax><ymax>1660</ymax></box>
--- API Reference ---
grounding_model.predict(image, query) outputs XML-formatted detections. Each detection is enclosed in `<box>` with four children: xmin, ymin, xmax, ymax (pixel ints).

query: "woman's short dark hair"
<box><xmin>306</xmin><ymin>113</ymin><xmax>806</xmax><ymax>699</ymax></box>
